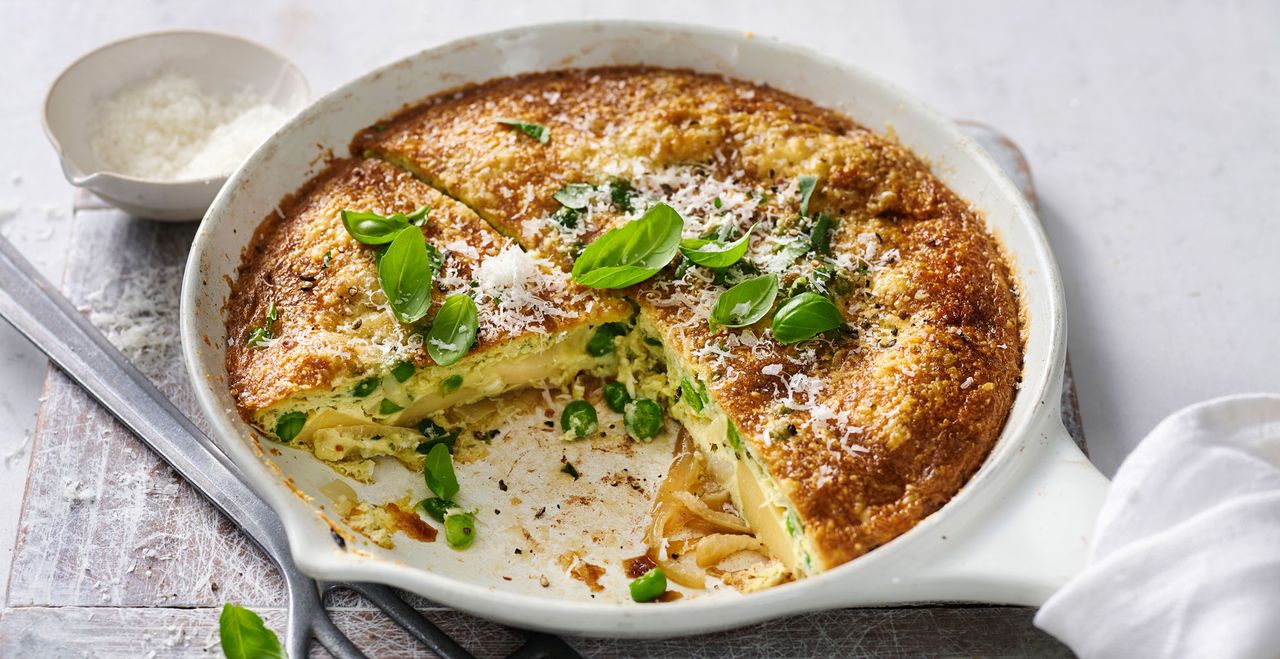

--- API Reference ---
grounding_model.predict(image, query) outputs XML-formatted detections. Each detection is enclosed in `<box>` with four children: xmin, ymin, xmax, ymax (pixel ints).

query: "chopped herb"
<box><xmin>444</xmin><ymin>511</ymin><xmax>477</xmax><ymax>549</ymax></box>
<box><xmin>769</xmin><ymin>234</ymin><xmax>813</xmax><ymax>272</ymax></box>
<box><xmin>680</xmin><ymin>378</ymin><xmax>707</xmax><ymax>414</ymax></box>
<box><xmin>423</xmin><ymin>443</ymin><xmax>459</xmax><ymax>500</ymax></box>
<box><xmin>378</xmin><ymin>399</ymin><xmax>403</xmax><ymax>415</ymax></box>
<box><xmin>608</xmin><ymin>178</ymin><xmax>634</xmax><ymax>213</ymax></box>
<box><xmin>709</xmin><ymin>273</ymin><xmax>778</xmax><ymax>331</ymax></box>
<box><xmin>274</xmin><ymin>411</ymin><xmax>307</xmax><ymax>442</ymax></box>
<box><xmin>351</xmin><ymin>377</ymin><xmax>380</xmax><ymax>398</ymax></box>
<box><xmin>629</xmin><ymin>567</ymin><xmax>667</xmax><ymax>603</ymax></box>
<box><xmin>390</xmin><ymin>361</ymin><xmax>415</xmax><ymax>383</ymax></box>
<box><xmin>643</xmin><ymin>336</ymin><xmax>663</xmax><ymax>347</ymax></box>
<box><xmin>726</xmin><ymin>421</ymin><xmax>744</xmax><ymax>454</ymax></box>
<box><xmin>772</xmin><ymin>292</ymin><xmax>844</xmax><ymax>344</ymax></box>
<box><xmin>811</xmin><ymin>212</ymin><xmax>836</xmax><ymax>255</ymax></box>
<box><xmin>561</xmin><ymin>462</ymin><xmax>580</xmax><ymax>479</ymax></box>
<box><xmin>797</xmin><ymin>175</ymin><xmax>818</xmax><ymax>216</ymax></box>
<box><xmin>417</xmin><ymin>419</ymin><xmax>459</xmax><ymax>452</ymax></box>
<box><xmin>322</xmin><ymin>250</ymin><xmax>332</xmax><ymax>269</ymax></box>
<box><xmin>246</xmin><ymin>302</ymin><xmax>278</xmax><ymax>348</ymax></box>
<box><xmin>553</xmin><ymin>183</ymin><xmax>595</xmax><ymax>209</ymax></box>
<box><xmin>785</xmin><ymin>510</ymin><xmax>804</xmax><ymax>537</ymax></box>
<box><xmin>417</xmin><ymin>497</ymin><xmax>455</xmax><ymax>522</ymax></box>
<box><xmin>439</xmin><ymin>374</ymin><xmax>464</xmax><ymax>395</ymax></box>
<box><xmin>552</xmin><ymin>206</ymin><xmax>580</xmax><ymax>229</ymax></box>
<box><xmin>571</xmin><ymin>203</ymin><xmax>684</xmax><ymax>289</ymax></box>
<box><xmin>603</xmin><ymin>381</ymin><xmax>632</xmax><ymax>413</ymax></box>
<box><xmin>561</xmin><ymin>400</ymin><xmax>598</xmax><ymax>439</ymax></box>
<box><xmin>496</xmin><ymin>118</ymin><xmax>549</xmax><ymax>144</ymax></box>
<box><xmin>480</xmin><ymin>429</ymin><xmax>500</xmax><ymax>443</ymax></box>
<box><xmin>426</xmin><ymin>294</ymin><xmax>478</xmax><ymax>366</ymax></box>
<box><xmin>219</xmin><ymin>604</ymin><xmax>284</xmax><ymax>659</ymax></box>
<box><xmin>624</xmin><ymin>398</ymin><xmax>664</xmax><ymax>441</ymax></box>
<box><xmin>713</xmin><ymin>196</ymin><xmax>723</xmax><ymax>210</ymax></box>
<box><xmin>587</xmin><ymin>322</ymin><xmax>628</xmax><ymax>357</ymax></box>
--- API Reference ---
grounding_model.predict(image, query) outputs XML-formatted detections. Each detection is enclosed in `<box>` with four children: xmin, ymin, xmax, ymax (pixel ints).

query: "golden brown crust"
<box><xmin>225</xmin><ymin>158</ymin><xmax>627</xmax><ymax>415</ymax></box>
<box><xmin>241</xmin><ymin>67</ymin><xmax>1022</xmax><ymax>571</ymax></box>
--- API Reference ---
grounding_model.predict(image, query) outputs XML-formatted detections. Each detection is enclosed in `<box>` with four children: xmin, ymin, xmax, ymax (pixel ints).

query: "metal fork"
<box><xmin>0</xmin><ymin>236</ymin><xmax>581</xmax><ymax>658</ymax></box>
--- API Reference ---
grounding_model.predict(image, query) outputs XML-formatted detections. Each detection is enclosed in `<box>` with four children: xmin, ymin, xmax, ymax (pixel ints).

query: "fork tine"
<box><xmin>336</xmin><ymin>582</ymin><xmax>476</xmax><ymax>659</ymax></box>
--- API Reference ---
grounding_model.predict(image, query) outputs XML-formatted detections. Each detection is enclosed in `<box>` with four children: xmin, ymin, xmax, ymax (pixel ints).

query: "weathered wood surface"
<box><xmin>0</xmin><ymin>127</ymin><xmax>1080</xmax><ymax>657</ymax></box>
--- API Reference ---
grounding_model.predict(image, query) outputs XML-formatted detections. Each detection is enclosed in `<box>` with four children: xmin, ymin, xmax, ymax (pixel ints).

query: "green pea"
<box><xmin>274</xmin><ymin>411</ymin><xmax>307</xmax><ymax>442</ymax></box>
<box><xmin>624</xmin><ymin>398</ymin><xmax>664</xmax><ymax>441</ymax></box>
<box><xmin>444</xmin><ymin>512</ymin><xmax>476</xmax><ymax>549</ymax></box>
<box><xmin>423</xmin><ymin>443</ymin><xmax>459</xmax><ymax>500</ymax></box>
<box><xmin>417</xmin><ymin>497</ymin><xmax>455</xmax><ymax>522</ymax></box>
<box><xmin>586</xmin><ymin>322</ymin><xmax>628</xmax><ymax>357</ymax></box>
<box><xmin>603</xmin><ymin>381</ymin><xmax>631</xmax><ymax>413</ymax></box>
<box><xmin>561</xmin><ymin>400</ymin><xmax>598</xmax><ymax>439</ymax></box>
<box><xmin>351</xmin><ymin>377</ymin><xmax>380</xmax><ymax>397</ymax></box>
<box><xmin>629</xmin><ymin>567</ymin><xmax>667</xmax><ymax>602</ymax></box>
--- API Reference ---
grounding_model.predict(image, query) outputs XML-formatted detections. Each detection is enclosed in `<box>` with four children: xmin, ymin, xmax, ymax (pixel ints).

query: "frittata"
<box><xmin>227</xmin><ymin>67</ymin><xmax>1022</xmax><ymax>582</ymax></box>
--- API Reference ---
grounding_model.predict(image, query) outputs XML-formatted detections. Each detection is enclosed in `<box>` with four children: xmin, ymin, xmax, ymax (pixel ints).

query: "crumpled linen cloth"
<box><xmin>1035</xmin><ymin>394</ymin><xmax>1280</xmax><ymax>659</ymax></box>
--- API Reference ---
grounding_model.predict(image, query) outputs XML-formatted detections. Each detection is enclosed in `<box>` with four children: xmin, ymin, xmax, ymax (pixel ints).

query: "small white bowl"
<box><xmin>43</xmin><ymin>30</ymin><xmax>309</xmax><ymax>221</ymax></box>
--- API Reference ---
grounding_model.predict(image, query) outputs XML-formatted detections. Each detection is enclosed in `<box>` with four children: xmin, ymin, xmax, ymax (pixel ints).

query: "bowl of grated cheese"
<box><xmin>43</xmin><ymin>30</ymin><xmax>309</xmax><ymax>221</ymax></box>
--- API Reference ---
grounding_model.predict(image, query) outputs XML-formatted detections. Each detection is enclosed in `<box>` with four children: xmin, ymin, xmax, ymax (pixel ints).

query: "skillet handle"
<box><xmin>888</xmin><ymin>414</ymin><xmax>1110</xmax><ymax>606</ymax></box>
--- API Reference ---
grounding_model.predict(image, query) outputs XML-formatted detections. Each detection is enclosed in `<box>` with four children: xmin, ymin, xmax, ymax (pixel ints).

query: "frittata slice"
<box><xmin>225</xmin><ymin>158</ymin><xmax>631</xmax><ymax>480</ymax></box>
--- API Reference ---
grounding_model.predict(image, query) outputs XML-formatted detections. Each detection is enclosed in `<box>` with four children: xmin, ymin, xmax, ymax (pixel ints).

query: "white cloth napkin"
<box><xmin>1035</xmin><ymin>394</ymin><xmax>1280</xmax><ymax>658</ymax></box>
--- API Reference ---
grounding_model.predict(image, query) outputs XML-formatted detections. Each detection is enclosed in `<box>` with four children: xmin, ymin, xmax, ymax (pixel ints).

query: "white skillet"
<box><xmin>181</xmin><ymin>21</ymin><xmax>1109</xmax><ymax>638</ymax></box>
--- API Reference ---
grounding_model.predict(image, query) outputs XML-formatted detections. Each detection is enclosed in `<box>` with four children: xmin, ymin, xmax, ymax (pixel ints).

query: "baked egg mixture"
<box><xmin>225</xmin><ymin>67</ymin><xmax>1023</xmax><ymax>602</ymax></box>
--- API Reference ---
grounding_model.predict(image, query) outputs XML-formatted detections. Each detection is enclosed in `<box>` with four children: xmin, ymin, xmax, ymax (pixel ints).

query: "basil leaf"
<box><xmin>679</xmin><ymin>224</ymin><xmax>755</xmax><ymax>269</ymax></box>
<box><xmin>496</xmin><ymin>118</ymin><xmax>549</xmax><ymax>144</ymax></box>
<box><xmin>426</xmin><ymin>294</ymin><xmax>478</xmax><ymax>366</ymax></box>
<box><xmin>424</xmin><ymin>442</ymin><xmax>459</xmax><ymax>500</ymax></box>
<box><xmin>553</xmin><ymin>183</ymin><xmax>594</xmax><ymax>210</ymax></box>
<box><xmin>710</xmin><ymin>273</ymin><xmax>778</xmax><ymax>330</ymax></box>
<box><xmin>341</xmin><ymin>209</ymin><xmax>411</xmax><ymax>245</ymax></box>
<box><xmin>571</xmin><ymin>203</ymin><xmax>684</xmax><ymax>288</ymax></box>
<box><xmin>378</xmin><ymin>227</ymin><xmax>435</xmax><ymax>324</ymax></box>
<box><xmin>219</xmin><ymin>604</ymin><xmax>284</xmax><ymax>659</ymax></box>
<box><xmin>772</xmin><ymin>292</ymin><xmax>844</xmax><ymax>344</ymax></box>
<box><xmin>797</xmin><ymin>175</ymin><xmax>818</xmax><ymax>217</ymax></box>
<box><xmin>811</xmin><ymin>212</ymin><xmax>836</xmax><ymax>255</ymax></box>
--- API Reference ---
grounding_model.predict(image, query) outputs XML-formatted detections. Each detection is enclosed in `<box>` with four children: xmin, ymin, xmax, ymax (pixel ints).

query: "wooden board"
<box><xmin>0</xmin><ymin>126</ymin><xmax>1081</xmax><ymax>657</ymax></box>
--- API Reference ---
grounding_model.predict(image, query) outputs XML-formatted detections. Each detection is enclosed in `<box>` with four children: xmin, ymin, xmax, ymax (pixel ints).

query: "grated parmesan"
<box><xmin>90</xmin><ymin>71</ymin><xmax>288</xmax><ymax>181</ymax></box>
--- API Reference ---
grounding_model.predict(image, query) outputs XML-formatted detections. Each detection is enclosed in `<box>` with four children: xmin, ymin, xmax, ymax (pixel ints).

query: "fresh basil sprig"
<box><xmin>426</xmin><ymin>294</ymin><xmax>478</xmax><ymax>366</ymax></box>
<box><xmin>772</xmin><ymin>292</ymin><xmax>844</xmax><ymax>344</ymax></box>
<box><xmin>797</xmin><ymin>175</ymin><xmax>818</xmax><ymax>216</ymax></box>
<box><xmin>341</xmin><ymin>206</ymin><xmax>429</xmax><ymax>244</ymax></box>
<box><xmin>379</xmin><ymin>227</ymin><xmax>435</xmax><ymax>324</ymax></box>
<box><xmin>424</xmin><ymin>442</ymin><xmax>459</xmax><ymax>500</ymax></box>
<box><xmin>571</xmin><ymin>203</ymin><xmax>684</xmax><ymax>288</ymax></box>
<box><xmin>679</xmin><ymin>224</ymin><xmax>755</xmax><ymax>269</ymax></box>
<box><xmin>219</xmin><ymin>604</ymin><xmax>284</xmax><ymax>659</ymax></box>
<box><xmin>496</xmin><ymin>118</ymin><xmax>550</xmax><ymax>144</ymax></box>
<box><xmin>553</xmin><ymin>183</ymin><xmax>594</xmax><ymax>209</ymax></box>
<box><xmin>710</xmin><ymin>273</ymin><xmax>778</xmax><ymax>330</ymax></box>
